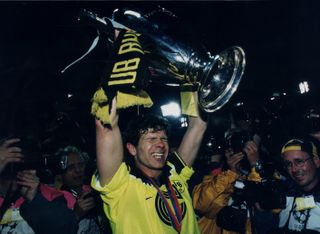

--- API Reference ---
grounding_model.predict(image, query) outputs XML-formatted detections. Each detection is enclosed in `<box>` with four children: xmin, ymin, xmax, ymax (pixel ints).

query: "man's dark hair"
<box><xmin>123</xmin><ymin>115</ymin><xmax>170</xmax><ymax>146</ymax></box>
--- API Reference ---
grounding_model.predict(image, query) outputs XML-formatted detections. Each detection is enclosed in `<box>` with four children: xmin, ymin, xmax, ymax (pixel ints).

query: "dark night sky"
<box><xmin>0</xmin><ymin>1</ymin><xmax>319</xmax><ymax>155</ymax></box>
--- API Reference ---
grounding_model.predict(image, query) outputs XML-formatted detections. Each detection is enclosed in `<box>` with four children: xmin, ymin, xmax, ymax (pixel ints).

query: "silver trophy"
<box><xmin>79</xmin><ymin>8</ymin><xmax>246</xmax><ymax>113</ymax></box>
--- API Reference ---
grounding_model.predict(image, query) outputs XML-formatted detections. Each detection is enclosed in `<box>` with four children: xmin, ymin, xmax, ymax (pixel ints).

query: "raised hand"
<box><xmin>0</xmin><ymin>138</ymin><xmax>23</xmax><ymax>174</ymax></box>
<box><xmin>225</xmin><ymin>148</ymin><xmax>244</xmax><ymax>174</ymax></box>
<box><xmin>96</xmin><ymin>97</ymin><xmax>123</xmax><ymax>186</ymax></box>
<box><xmin>243</xmin><ymin>141</ymin><xmax>260</xmax><ymax>166</ymax></box>
<box><xmin>178</xmin><ymin>91</ymin><xmax>208</xmax><ymax>166</ymax></box>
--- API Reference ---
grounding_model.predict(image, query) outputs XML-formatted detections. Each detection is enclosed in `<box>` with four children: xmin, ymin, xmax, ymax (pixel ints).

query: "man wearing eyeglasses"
<box><xmin>276</xmin><ymin>139</ymin><xmax>320</xmax><ymax>233</ymax></box>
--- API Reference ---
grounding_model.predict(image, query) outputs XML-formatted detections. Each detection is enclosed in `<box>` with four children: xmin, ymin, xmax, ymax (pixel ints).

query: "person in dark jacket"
<box><xmin>0</xmin><ymin>137</ymin><xmax>78</xmax><ymax>234</ymax></box>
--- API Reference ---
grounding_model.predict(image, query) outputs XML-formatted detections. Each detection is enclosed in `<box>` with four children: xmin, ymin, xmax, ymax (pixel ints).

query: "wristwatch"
<box><xmin>252</xmin><ymin>160</ymin><xmax>263</xmax><ymax>172</ymax></box>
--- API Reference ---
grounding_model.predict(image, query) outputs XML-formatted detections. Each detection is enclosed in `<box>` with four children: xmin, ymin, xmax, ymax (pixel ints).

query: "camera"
<box><xmin>216</xmin><ymin>180</ymin><xmax>248</xmax><ymax>233</ymax></box>
<box><xmin>245</xmin><ymin>179</ymin><xmax>287</xmax><ymax>210</ymax></box>
<box><xmin>216</xmin><ymin>177</ymin><xmax>286</xmax><ymax>232</ymax></box>
<box><xmin>1</xmin><ymin>136</ymin><xmax>57</xmax><ymax>177</ymax></box>
<box><xmin>216</xmin><ymin>205</ymin><xmax>247</xmax><ymax>233</ymax></box>
<box><xmin>225</xmin><ymin>128</ymin><xmax>254</xmax><ymax>173</ymax></box>
<box><xmin>225</xmin><ymin>128</ymin><xmax>253</xmax><ymax>153</ymax></box>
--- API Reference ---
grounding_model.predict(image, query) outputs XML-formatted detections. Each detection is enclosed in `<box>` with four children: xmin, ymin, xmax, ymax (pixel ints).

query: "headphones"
<box><xmin>54</xmin><ymin>146</ymin><xmax>89</xmax><ymax>171</ymax></box>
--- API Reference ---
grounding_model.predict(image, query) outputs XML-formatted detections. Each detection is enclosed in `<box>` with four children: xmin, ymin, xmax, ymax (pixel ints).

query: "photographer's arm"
<box><xmin>193</xmin><ymin>170</ymin><xmax>239</xmax><ymax>218</ymax></box>
<box><xmin>244</xmin><ymin>141</ymin><xmax>263</xmax><ymax>182</ymax></box>
<box><xmin>177</xmin><ymin>92</ymin><xmax>207</xmax><ymax>167</ymax></box>
<box><xmin>16</xmin><ymin>170</ymin><xmax>39</xmax><ymax>202</ymax></box>
<box><xmin>96</xmin><ymin>98</ymin><xmax>124</xmax><ymax>186</ymax></box>
<box><xmin>244</xmin><ymin>141</ymin><xmax>260</xmax><ymax>166</ymax></box>
<box><xmin>193</xmin><ymin>149</ymin><xmax>242</xmax><ymax>218</ymax></box>
<box><xmin>0</xmin><ymin>138</ymin><xmax>23</xmax><ymax>174</ymax></box>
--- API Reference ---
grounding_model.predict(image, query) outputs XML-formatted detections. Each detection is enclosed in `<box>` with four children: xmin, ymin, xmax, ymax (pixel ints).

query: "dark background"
<box><xmin>0</xmin><ymin>1</ymin><xmax>319</xmax><ymax>159</ymax></box>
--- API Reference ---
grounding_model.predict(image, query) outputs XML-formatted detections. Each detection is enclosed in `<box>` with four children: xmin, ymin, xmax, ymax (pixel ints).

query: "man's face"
<box><xmin>130</xmin><ymin>129</ymin><xmax>169</xmax><ymax>177</ymax></box>
<box><xmin>283</xmin><ymin>150</ymin><xmax>319</xmax><ymax>191</ymax></box>
<box><xmin>61</xmin><ymin>153</ymin><xmax>86</xmax><ymax>188</ymax></box>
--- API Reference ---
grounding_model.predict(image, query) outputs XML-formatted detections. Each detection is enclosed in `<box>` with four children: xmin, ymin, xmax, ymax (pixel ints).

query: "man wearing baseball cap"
<box><xmin>276</xmin><ymin>138</ymin><xmax>320</xmax><ymax>233</ymax></box>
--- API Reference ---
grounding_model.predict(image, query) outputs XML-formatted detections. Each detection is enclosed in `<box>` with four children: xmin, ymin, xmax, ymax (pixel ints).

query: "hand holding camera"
<box><xmin>225</xmin><ymin>129</ymin><xmax>259</xmax><ymax>174</ymax></box>
<box><xmin>16</xmin><ymin>169</ymin><xmax>40</xmax><ymax>202</ymax></box>
<box><xmin>243</xmin><ymin>140</ymin><xmax>260</xmax><ymax>166</ymax></box>
<box><xmin>74</xmin><ymin>191</ymin><xmax>97</xmax><ymax>219</ymax></box>
<box><xmin>225</xmin><ymin>148</ymin><xmax>244</xmax><ymax>174</ymax></box>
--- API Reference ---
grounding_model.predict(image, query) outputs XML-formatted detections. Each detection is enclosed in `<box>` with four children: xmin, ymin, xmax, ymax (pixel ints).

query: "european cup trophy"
<box><xmin>79</xmin><ymin>8</ymin><xmax>246</xmax><ymax>113</ymax></box>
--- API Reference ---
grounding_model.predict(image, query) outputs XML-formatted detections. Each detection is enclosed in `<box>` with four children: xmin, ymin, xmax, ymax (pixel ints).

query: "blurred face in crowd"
<box><xmin>127</xmin><ymin>129</ymin><xmax>169</xmax><ymax>178</ymax></box>
<box><xmin>61</xmin><ymin>153</ymin><xmax>86</xmax><ymax>189</ymax></box>
<box><xmin>282</xmin><ymin>150</ymin><xmax>319</xmax><ymax>191</ymax></box>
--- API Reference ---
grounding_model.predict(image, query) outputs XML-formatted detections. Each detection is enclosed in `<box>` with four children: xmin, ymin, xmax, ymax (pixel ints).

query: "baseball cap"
<box><xmin>281</xmin><ymin>139</ymin><xmax>319</xmax><ymax>159</ymax></box>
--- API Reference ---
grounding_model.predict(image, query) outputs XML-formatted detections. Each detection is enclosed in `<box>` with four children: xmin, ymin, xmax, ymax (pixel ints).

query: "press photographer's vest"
<box><xmin>279</xmin><ymin>194</ymin><xmax>320</xmax><ymax>233</ymax></box>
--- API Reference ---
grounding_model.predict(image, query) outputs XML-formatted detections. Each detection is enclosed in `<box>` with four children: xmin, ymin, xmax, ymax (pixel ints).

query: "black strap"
<box><xmin>283</xmin><ymin>196</ymin><xmax>296</xmax><ymax>230</ymax></box>
<box><xmin>302</xmin><ymin>208</ymin><xmax>311</xmax><ymax>231</ymax></box>
<box><xmin>284</xmin><ymin>196</ymin><xmax>313</xmax><ymax>232</ymax></box>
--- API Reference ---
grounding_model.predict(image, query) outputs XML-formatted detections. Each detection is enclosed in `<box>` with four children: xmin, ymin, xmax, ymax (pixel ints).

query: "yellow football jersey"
<box><xmin>91</xmin><ymin>152</ymin><xmax>200</xmax><ymax>234</ymax></box>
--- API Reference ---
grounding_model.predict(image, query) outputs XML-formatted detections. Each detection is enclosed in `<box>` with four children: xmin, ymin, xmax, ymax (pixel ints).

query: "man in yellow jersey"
<box><xmin>91</xmin><ymin>97</ymin><xmax>207</xmax><ymax>233</ymax></box>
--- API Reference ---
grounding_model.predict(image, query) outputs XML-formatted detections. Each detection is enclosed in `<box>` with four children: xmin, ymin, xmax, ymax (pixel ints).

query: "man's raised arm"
<box><xmin>96</xmin><ymin>98</ymin><xmax>123</xmax><ymax>186</ymax></box>
<box><xmin>177</xmin><ymin>92</ymin><xmax>207</xmax><ymax>167</ymax></box>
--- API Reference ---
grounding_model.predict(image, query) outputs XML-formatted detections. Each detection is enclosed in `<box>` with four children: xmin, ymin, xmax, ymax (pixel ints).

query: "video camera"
<box><xmin>225</xmin><ymin>128</ymin><xmax>254</xmax><ymax>173</ymax></box>
<box><xmin>1</xmin><ymin>136</ymin><xmax>58</xmax><ymax>177</ymax></box>
<box><xmin>225</xmin><ymin>128</ymin><xmax>254</xmax><ymax>153</ymax></box>
<box><xmin>216</xmin><ymin>177</ymin><xmax>286</xmax><ymax>232</ymax></box>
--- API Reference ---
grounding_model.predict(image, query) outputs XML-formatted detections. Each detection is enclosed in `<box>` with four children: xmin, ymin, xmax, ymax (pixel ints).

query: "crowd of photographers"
<box><xmin>192</xmin><ymin>104</ymin><xmax>320</xmax><ymax>234</ymax></box>
<box><xmin>0</xmin><ymin>139</ymin><xmax>111</xmax><ymax>233</ymax></box>
<box><xmin>0</xmin><ymin>103</ymin><xmax>320</xmax><ymax>234</ymax></box>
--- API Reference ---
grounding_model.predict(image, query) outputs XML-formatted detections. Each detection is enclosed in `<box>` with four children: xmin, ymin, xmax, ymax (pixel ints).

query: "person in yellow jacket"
<box><xmin>193</xmin><ymin>140</ymin><xmax>265</xmax><ymax>234</ymax></box>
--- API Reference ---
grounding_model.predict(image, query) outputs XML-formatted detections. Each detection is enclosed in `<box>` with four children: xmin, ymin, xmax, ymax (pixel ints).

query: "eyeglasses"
<box><xmin>283</xmin><ymin>157</ymin><xmax>313</xmax><ymax>169</ymax></box>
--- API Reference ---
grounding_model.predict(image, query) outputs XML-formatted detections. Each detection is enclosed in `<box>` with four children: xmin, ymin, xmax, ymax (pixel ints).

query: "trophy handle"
<box><xmin>198</xmin><ymin>46</ymin><xmax>246</xmax><ymax>113</ymax></box>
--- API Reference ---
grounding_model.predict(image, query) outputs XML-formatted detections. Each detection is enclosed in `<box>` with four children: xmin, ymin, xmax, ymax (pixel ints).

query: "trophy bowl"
<box><xmin>78</xmin><ymin>8</ymin><xmax>246</xmax><ymax>113</ymax></box>
<box><xmin>197</xmin><ymin>46</ymin><xmax>245</xmax><ymax>112</ymax></box>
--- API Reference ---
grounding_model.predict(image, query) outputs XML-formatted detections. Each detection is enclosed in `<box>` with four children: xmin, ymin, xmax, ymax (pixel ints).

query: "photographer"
<box><xmin>188</xmin><ymin>135</ymin><xmax>225</xmax><ymax>195</ymax></box>
<box><xmin>54</xmin><ymin>145</ymin><xmax>111</xmax><ymax>234</ymax></box>
<box><xmin>193</xmin><ymin>102</ymin><xmax>287</xmax><ymax>234</ymax></box>
<box><xmin>0</xmin><ymin>137</ymin><xmax>78</xmax><ymax>234</ymax></box>
<box><xmin>193</xmin><ymin>135</ymin><xmax>270</xmax><ymax>234</ymax></box>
